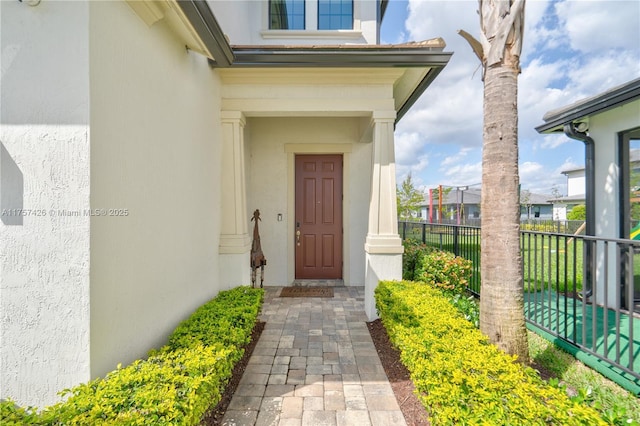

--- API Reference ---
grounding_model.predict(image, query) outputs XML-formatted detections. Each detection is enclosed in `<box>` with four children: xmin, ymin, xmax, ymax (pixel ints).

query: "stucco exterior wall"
<box><xmin>589</xmin><ymin>100</ymin><xmax>640</xmax><ymax>306</ymax></box>
<box><xmin>591</xmin><ymin>101</ymin><xmax>640</xmax><ymax>240</ymax></box>
<box><xmin>209</xmin><ymin>0</ymin><xmax>377</xmax><ymax>45</ymax></box>
<box><xmin>247</xmin><ymin>117</ymin><xmax>370</xmax><ymax>286</ymax></box>
<box><xmin>88</xmin><ymin>1</ymin><xmax>223</xmax><ymax>378</ymax></box>
<box><xmin>0</xmin><ymin>1</ymin><xmax>91</xmax><ymax>407</ymax></box>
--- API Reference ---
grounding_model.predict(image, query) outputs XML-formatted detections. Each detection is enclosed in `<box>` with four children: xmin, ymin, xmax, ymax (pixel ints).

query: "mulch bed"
<box><xmin>367</xmin><ymin>319</ymin><xmax>431</xmax><ymax>425</ymax></box>
<box><xmin>199</xmin><ymin>321</ymin><xmax>265</xmax><ymax>426</ymax></box>
<box><xmin>279</xmin><ymin>287</ymin><xmax>334</xmax><ymax>298</ymax></box>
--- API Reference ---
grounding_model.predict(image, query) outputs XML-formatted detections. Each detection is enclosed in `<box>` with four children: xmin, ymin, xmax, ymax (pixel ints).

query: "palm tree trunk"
<box><xmin>479</xmin><ymin>63</ymin><xmax>528</xmax><ymax>361</ymax></box>
<box><xmin>458</xmin><ymin>0</ymin><xmax>529</xmax><ymax>361</ymax></box>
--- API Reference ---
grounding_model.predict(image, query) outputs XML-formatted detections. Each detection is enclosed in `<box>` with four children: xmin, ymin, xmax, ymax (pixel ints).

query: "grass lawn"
<box><xmin>521</xmin><ymin>232</ymin><xmax>584</xmax><ymax>294</ymax></box>
<box><xmin>529</xmin><ymin>331</ymin><xmax>640</xmax><ymax>422</ymax></box>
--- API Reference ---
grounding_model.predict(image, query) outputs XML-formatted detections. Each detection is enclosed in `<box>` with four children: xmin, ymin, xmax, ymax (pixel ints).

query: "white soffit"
<box><xmin>393</xmin><ymin>67</ymin><xmax>431</xmax><ymax>113</ymax></box>
<box><xmin>126</xmin><ymin>0</ymin><xmax>214</xmax><ymax>59</ymax></box>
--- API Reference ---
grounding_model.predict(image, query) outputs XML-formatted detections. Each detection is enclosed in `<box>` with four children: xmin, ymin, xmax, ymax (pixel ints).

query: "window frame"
<box><xmin>317</xmin><ymin>0</ymin><xmax>354</xmax><ymax>30</ymax></box>
<box><xmin>269</xmin><ymin>0</ymin><xmax>306</xmax><ymax>30</ymax></box>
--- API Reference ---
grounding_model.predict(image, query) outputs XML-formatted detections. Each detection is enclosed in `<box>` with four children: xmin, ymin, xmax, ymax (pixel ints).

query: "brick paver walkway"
<box><xmin>221</xmin><ymin>286</ymin><xmax>407</xmax><ymax>426</ymax></box>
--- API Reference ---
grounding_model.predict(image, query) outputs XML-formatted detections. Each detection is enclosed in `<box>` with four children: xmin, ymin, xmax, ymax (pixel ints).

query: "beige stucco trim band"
<box><xmin>284</xmin><ymin>143</ymin><xmax>353</xmax><ymax>153</ymax></box>
<box><xmin>364</xmin><ymin>235</ymin><xmax>404</xmax><ymax>254</ymax></box>
<box><xmin>219</xmin><ymin>234</ymin><xmax>251</xmax><ymax>253</ymax></box>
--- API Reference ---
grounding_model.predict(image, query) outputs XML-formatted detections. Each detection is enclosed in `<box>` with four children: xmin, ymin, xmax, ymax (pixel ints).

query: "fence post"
<box><xmin>453</xmin><ymin>226</ymin><xmax>459</xmax><ymax>256</ymax></box>
<box><xmin>402</xmin><ymin>221</ymin><xmax>407</xmax><ymax>240</ymax></box>
<box><xmin>422</xmin><ymin>223</ymin><xmax>426</xmax><ymax>244</ymax></box>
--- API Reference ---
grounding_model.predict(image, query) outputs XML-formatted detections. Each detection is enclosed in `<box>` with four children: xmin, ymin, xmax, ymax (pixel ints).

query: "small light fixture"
<box><xmin>277</xmin><ymin>213</ymin><xmax>283</xmax><ymax>222</ymax></box>
<box><xmin>19</xmin><ymin>0</ymin><xmax>41</xmax><ymax>6</ymax></box>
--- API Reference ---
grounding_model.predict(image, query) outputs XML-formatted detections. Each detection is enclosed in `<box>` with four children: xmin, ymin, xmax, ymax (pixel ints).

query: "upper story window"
<box><xmin>270</xmin><ymin>0</ymin><xmax>305</xmax><ymax>30</ymax></box>
<box><xmin>318</xmin><ymin>0</ymin><xmax>353</xmax><ymax>30</ymax></box>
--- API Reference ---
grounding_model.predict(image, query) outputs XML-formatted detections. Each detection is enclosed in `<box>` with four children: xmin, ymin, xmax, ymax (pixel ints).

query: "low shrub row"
<box><xmin>1</xmin><ymin>286</ymin><xmax>264</xmax><ymax>425</ymax></box>
<box><xmin>375</xmin><ymin>280</ymin><xmax>606</xmax><ymax>425</ymax></box>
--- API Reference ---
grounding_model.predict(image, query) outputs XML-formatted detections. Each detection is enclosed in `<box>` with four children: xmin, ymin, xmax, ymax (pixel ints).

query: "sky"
<box><xmin>380</xmin><ymin>0</ymin><xmax>640</xmax><ymax>196</ymax></box>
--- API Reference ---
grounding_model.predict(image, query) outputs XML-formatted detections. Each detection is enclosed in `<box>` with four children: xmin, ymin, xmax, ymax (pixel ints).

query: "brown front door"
<box><xmin>295</xmin><ymin>154</ymin><xmax>343</xmax><ymax>279</ymax></box>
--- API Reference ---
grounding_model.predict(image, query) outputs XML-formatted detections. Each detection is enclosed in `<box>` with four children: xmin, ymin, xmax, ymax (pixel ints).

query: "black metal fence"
<box><xmin>400</xmin><ymin>221</ymin><xmax>481</xmax><ymax>295</ymax></box>
<box><xmin>399</xmin><ymin>220</ymin><xmax>640</xmax><ymax>390</ymax></box>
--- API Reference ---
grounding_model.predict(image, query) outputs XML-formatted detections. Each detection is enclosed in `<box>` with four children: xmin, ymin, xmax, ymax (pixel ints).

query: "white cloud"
<box><xmin>565</xmin><ymin>51</ymin><xmax>640</xmax><ymax>96</ymax></box>
<box><xmin>394</xmin><ymin>0</ymin><xmax>639</xmax><ymax>194</ymax></box>
<box><xmin>520</xmin><ymin>161</ymin><xmax>544</xmax><ymax>177</ymax></box>
<box><xmin>519</xmin><ymin>161</ymin><xmax>567</xmax><ymax>195</ymax></box>
<box><xmin>555</xmin><ymin>0</ymin><xmax>640</xmax><ymax>54</ymax></box>
<box><xmin>441</xmin><ymin>147</ymin><xmax>473</xmax><ymax>167</ymax></box>
<box><xmin>394</xmin><ymin>132</ymin><xmax>430</xmax><ymax>180</ymax></box>
<box><xmin>395</xmin><ymin>132</ymin><xmax>427</xmax><ymax>167</ymax></box>
<box><xmin>555</xmin><ymin>158</ymin><xmax>582</xmax><ymax>175</ymax></box>
<box><xmin>441</xmin><ymin>161</ymin><xmax>482</xmax><ymax>185</ymax></box>
<box><xmin>537</xmin><ymin>134</ymin><xmax>571</xmax><ymax>150</ymax></box>
<box><xmin>398</xmin><ymin>1</ymin><xmax>485</xmax><ymax>147</ymax></box>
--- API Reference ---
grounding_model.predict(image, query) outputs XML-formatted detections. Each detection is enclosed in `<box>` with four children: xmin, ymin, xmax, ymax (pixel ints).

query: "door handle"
<box><xmin>296</xmin><ymin>230</ymin><xmax>301</xmax><ymax>245</ymax></box>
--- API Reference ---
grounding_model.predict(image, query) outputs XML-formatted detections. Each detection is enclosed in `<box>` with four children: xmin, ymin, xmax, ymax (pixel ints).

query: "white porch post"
<box><xmin>219</xmin><ymin>111</ymin><xmax>251</xmax><ymax>288</ymax></box>
<box><xmin>364</xmin><ymin>111</ymin><xmax>403</xmax><ymax>319</ymax></box>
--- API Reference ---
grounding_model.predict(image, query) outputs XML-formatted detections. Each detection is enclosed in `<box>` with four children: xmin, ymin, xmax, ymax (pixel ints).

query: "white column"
<box><xmin>219</xmin><ymin>111</ymin><xmax>251</xmax><ymax>288</ymax></box>
<box><xmin>364</xmin><ymin>111</ymin><xmax>403</xmax><ymax>319</ymax></box>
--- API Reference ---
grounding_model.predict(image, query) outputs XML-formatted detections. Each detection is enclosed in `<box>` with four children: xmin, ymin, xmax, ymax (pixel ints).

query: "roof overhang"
<box><xmin>228</xmin><ymin>43</ymin><xmax>451</xmax><ymax>123</ymax></box>
<box><xmin>154</xmin><ymin>0</ymin><xmax>451</xmax><ymax>124</ymax></box>
<box><xmin>174</xmin><ymin>0</ymin><xmax>234</xmax><ymax>66</ymax></box>
<box><xmin>536</xmin><ymin>77</ymin><xmax>640</xmax><ymax>134</ymax></box>
<box><xmin>126</xmin><ymin>0</ymin><xmax>233</xmax><ymax>65</ymax></box>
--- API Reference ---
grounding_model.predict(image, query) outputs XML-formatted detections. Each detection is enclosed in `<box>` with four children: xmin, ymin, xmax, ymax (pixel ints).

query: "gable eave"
<box><xmin>536</xmin><ymin>77</ymin><xmax>640</xmax><ymax>134</ymax></box>
<box><xmin>174</xmin><ymin>0</ymin><xmax>234</xmax><ymax>66</ymax></box>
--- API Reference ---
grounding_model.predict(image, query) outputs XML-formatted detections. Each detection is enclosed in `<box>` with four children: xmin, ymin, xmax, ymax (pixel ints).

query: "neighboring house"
<box><xmin>552</xmin><ymin>150</ymin><xmax>640</xmax><ymax>220</ymax></box>
<box><xmin>563</xmin><ymin>166</ymin><xmax>587</xmax><ymax>200</ymax></box>
<box><xmin>548</xmin><ymin>166</ymin><xmax>586</xmax><ymax>221</ymax></box>
<box><xmin>536</xmin><ymin>77</ymin><xmax>640</xmax><ymax>311</ymax></box>
<box><xmin>0</xmin><ymin>0</ymin><xmax>451</xmax><ymax>406</ymax></box>
<box><xmin>519</xmin><ymin>191</ymin><xmax>554</xmax><ymax>220</ymax></box>
<box><xmin>418</xmin><ymin>187</ymin><xmax>552</xmax><ymax>223</ymax></box>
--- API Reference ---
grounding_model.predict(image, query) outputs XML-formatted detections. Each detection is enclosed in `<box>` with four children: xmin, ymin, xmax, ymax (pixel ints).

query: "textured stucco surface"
<box><xmin>364</xmin><ymin>252</ymin><xmax>402</xmax><ymax>320</ymax></box>
<box><xmin>1</xmin><ymin>1</ymin><xmax>91</xmax><ymax>407</ymax></box>
<box><xmin>589</xmin><ymin>101</ymin><xmax>640</xmax><ymax>307</ymax></box>
<box><xmin>88</xmin><ymin>1</ymin><xmax>223</xmax><ymax>379</ymax></box>
<box><xmin>2</xmin><ymin>0</ymin><xmax>226</xmax><ymax>407</ymax></box>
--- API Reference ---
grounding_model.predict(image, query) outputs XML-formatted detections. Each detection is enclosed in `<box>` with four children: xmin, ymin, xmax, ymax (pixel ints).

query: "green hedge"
<box><xmin>375</xmin><ymin>280</ymin><xmax>606</xmax><ymax>425</ymax></box>
<box><xmin>1</xmin><ymin>286</ymin><xmax>264</xmax><ymax>425</ymax></box>
<box><xmin>402</xmin><ymin>239</ymin><xmax>434</xmax><ymax>281</ymax></box>
<box><xmin>414</xmin><ymin>249</ymin><xmax>472</xmax><ymax>295</ymax></box>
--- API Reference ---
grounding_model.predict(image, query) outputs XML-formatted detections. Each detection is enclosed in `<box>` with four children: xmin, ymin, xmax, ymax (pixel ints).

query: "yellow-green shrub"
<box><xmin>167</xmin><ymin>286</ymin><xmax>263</xmax><ymax>351</ymax></box>
<box><xmin>0</xmin><ymin>286</ymin><xmax>264</xmax><ymax>425</ymax></box>
<box><xmin>41</xmin><ymin>344</ymin><xmax>237</xmax><ymax>425</ymax></box>
<box><xmin>375</xmin><ymin>281</ymin><xmax>606</xmax><ymax>425</ymax></box>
